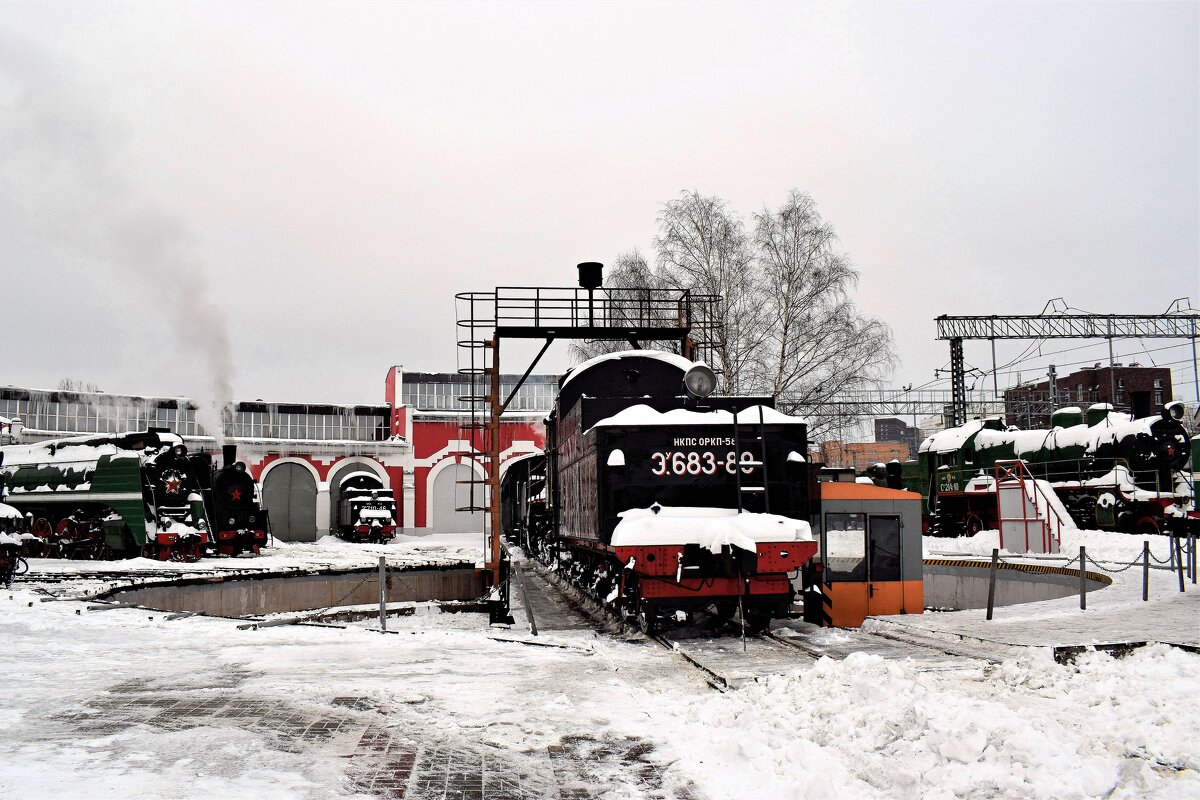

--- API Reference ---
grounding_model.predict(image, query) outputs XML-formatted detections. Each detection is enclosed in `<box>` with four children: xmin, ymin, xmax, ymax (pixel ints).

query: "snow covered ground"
<box><xmin>1</xmin><ymin>531</ymin><xmax>1198</xmax><ymax>799</ymax></box>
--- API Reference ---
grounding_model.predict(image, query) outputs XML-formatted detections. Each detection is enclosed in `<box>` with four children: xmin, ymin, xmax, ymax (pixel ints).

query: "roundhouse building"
<box><xmin>0</xmin><ymin>369</ymin><xmax>550</xmax><ymax>541</ymax></box>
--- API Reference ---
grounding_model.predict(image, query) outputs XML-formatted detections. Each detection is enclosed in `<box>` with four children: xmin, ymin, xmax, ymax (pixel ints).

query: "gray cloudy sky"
<box><xmin>1</xmin><ymin>1</ymin><xmax>1197</xmax><ymax>407</ymax></box>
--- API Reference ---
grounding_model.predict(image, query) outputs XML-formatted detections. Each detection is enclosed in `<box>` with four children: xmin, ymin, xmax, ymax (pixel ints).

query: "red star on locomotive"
<box><xmin>162</xmin><ymin>471</ymin><xmax>183</xmax><ymax>494</ymax></box>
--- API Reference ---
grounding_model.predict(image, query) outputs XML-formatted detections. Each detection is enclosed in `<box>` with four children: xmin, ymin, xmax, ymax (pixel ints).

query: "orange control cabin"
<box><xmin>800</xmin><ymin>482</ymin><xmax>924</xmax><ymax>627</ymax></box>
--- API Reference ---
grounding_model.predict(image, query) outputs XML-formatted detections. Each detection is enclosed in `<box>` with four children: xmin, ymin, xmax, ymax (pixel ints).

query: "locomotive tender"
<box><xmin>504</xmin><ymin>350</ymin><xmax>819</xmax><ymax>633</ymax></box>
<box><xmin>908</xmin><ymin>400</ymin><xmax>1193</xmax><ymax>535</ymax></box>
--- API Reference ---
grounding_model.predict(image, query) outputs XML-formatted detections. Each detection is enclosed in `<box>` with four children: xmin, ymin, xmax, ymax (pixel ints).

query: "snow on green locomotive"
<box><xmin>907</xmin><ymin>401</ymin><xmax>1192</xmax><ymax>536</ymax></box>
<box><xmin>0</xmin><ymin>429</ymin><xmax>211</xmax><ymax>560</ymax></box>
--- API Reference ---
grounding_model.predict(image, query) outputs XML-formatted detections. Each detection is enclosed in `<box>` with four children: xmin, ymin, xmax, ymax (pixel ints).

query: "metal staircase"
<box><xmin>995</xmin><ymin>459</ymin><xmax>1067</xmax><ymax>554</ymax></box>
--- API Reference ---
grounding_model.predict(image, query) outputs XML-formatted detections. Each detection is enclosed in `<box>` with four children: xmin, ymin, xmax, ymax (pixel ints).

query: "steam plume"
<box><xmin>0</xmin><ymin>31</ymin><xmax>235</xmax><ymax>445</ymax></box>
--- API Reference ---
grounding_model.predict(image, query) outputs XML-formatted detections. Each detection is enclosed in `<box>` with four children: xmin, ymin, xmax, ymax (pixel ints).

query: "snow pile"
<box><xmin>18</xmin><ymin>533</ymin><xmax>486</xmax><ymax>581</ymax></box>
<box><xmin>1028</xmin><ymin>479</ymin><xmax>1077</xmax><ymax>530</ymax></box>
<box><xmin>156</xmin><ymin>520</ymin><xmax>201</xmax><ymax>538</ymax></box>
<box><xmin>924</xmin><ymin>527</ymin><xmax>1177</xmax><ymax>564</ymax></box>
<box><xmin>0</xmin><ymin>531</ymin><xmax>22</xmax><ymax>548</ymax></box>
<box><xmin>611</xmin><ymin>505</ymin><xmax>811</xmax><ymax>553</ymax></box>
<box><xmin>823</xmin><ymin>529</ymin><xmax>866</xmax><ymax>557</ymax></box>
<box><xmin>920</xmin><ymin>419</ymin><xmax>984</xmax><ymax>453</ymax></box>
<box><xmin>660</xmin><ymin>646</ymin><xmax>1200</xmax><ymax>799</ymax></box>
<box><xmin>0</xmin><ymin>502</ymin><xmax>22</xmax><ymax>520</ymax></box>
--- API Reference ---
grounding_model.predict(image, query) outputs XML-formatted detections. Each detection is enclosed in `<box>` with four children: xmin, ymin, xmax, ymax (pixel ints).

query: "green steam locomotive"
<box><xmin>0</xmin><ymin>429</ymin><xmax>211</xmax><ymax>560</ymax></box>
<box><xmin>898</xmin><ymin>401</ymin><xmax>1192</xmax><ymax>536</ymax></box>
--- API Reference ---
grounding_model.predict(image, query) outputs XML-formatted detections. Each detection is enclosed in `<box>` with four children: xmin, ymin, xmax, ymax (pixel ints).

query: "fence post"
<box><xmin>1142</xmin><ymin>540</ymin><xmax>1149</xmax><ymax>602</ymax></box>
<box><xmin>986</xmin><ymin>548</ymin><xmax>999</xmax><ymax>620</ymax></box>
<box><xmin>1079</xmin><ymin>546</ymin><xmax>1087</xmax><ymax>610</ymax></box>
<box><xmin>1190</xmin><ymin>533</ymin><xmax>1196</xmax><ymax>585</ymax></box>
<box><xmin>1174</xmin><ymin>536</ymin><xmax>1186</xmax><ymax>593</ymax></box>
<box><xmin>379</xmin><ymin>556</ymin><xmax>387</xmax><ymax>632</ymax></box>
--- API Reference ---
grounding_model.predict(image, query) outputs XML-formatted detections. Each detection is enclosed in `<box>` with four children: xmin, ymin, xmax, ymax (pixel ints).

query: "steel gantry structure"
<box><xmin>455</xmin><ymin>263</ymin><xmax>721</xmax><ymax>621</ymax></box>
<box><xmin>936</xmin><ymin>304</ymin><xmax>1200</xmax><ymax>427</ymax></box>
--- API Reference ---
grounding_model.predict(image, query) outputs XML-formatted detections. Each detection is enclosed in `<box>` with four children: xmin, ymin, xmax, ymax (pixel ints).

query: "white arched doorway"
<box><xmin>428</xmin><ymin>459</ymin><xmax>486</xmax><ymax>533</ymax></box>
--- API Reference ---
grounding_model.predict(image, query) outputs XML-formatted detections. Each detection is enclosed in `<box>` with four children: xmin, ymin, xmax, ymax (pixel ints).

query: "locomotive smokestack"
<box><xmin>222</xmin><ymin>444</ymin><xmax>237</xmax><ymax>469</ymax></box>
<box><xmin>578</xmin><ymin>262</ymin><xmax>603</xmax><ymax>328</ymax></box>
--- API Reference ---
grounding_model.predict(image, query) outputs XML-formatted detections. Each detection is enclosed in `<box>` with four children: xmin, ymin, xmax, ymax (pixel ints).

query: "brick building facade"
<box><xmin>1003</xmin><ymin>365</ymin><xmax>1172</xmax><ymax>428</ymax></box>
<box><xmin>818</xmin><ymin>440</ymin><xmax>911</xmax><ymax>473</ymax></box>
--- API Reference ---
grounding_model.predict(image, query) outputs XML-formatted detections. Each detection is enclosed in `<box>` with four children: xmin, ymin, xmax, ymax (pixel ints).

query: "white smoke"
<box><xmin>0</xmin><ymin>31</ymin><xmax>235</xmax><ymax>445</ymax></box>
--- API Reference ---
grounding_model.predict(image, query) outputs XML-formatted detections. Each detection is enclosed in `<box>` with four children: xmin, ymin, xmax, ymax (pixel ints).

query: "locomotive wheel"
<box><xmin>1134</xmin><ymin>517</ymin><xmax>1161</xmax><ymax>536</ymax></box>
<box><xmin>712</xmin><ymin>601</ymin><xmax>738</xmax><ymax>628</ymax></box>
<box><xmin>1068</xmin><ymin>496</ymin><xmax>1098</xmax><ymax>529</ymax></box>
<box><xmin>56</xmin><ymin>521</ymin><xmax>81</xmax><ymax>558</ymax></box>
<box><xmin>964</xmin><ymin>513</ymin><xmax>984</xmax><ymax>537</ymax></box>
<box><xmin>743</xmin><ymin>610</ymin><xmax>773</xmax><ymax>634</ymax></box>
<box><xmin>637</xmin><ymin>608</ymin><xmax>658</xmax><ymax>636</ymax></box>
<box><xmin>31</xmin><ymin>518</ymin><xmax>52</xmax><ymax>538</ymax></box>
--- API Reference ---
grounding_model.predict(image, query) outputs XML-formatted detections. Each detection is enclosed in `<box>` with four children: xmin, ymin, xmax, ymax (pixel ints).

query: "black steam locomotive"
<box><xmin>198</xmin><ymin>444</ymin><xmax>270</xmax><ymax>556</ymax></box>
<box><xmin>502</xmin><ymin>350</ymin><xmax>820</xmax><ymax>633</ymax></box>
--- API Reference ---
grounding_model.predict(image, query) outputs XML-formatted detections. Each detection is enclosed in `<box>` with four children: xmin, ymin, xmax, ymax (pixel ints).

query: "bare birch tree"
<box><xmin>752</xmin><ymin>190</ymin><xmax>895</xmax><ymax>437</ymax></box>
<box><xmin>753</xmin><ymin>189</ymin><xmax>897</xmax><ymax>395</ymax></box>
<box><xmin>570</xmin><ymin>189</ymin><xmax>894</xmax><ymax>439</ymax></box>
<box><xmin>654</xmin><ymin>191</ymin><xmax>769</xmax><ymax>394</ymax></box>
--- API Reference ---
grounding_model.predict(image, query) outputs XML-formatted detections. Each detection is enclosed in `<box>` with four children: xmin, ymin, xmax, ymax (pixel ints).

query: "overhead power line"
<box><xmin>935</xmin><ymin>306</ymin><xmax>1200</xmax><ymax>426</ymax></box>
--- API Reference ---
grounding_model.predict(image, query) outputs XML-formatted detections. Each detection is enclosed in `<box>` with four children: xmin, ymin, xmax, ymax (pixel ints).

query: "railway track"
<box><xmin>514</xmin><ymin>552</ymin><xmax>989</xmax><ymax>690</ymax></box>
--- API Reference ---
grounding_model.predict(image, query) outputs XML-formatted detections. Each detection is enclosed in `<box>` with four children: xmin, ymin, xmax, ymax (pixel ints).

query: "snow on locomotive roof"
<box><xmin>611</xmin><ymin>505</ymin><xmax>813</xmax><ymax>554</ymax></box>
<box><xmin>0</xmin><ymin>502</ymin><xmax>22</xmax><ymax>520</ymax></box>
<box><xmin>0</xmin><ymin>430</ymin><xmax>183</xmax><ymax>467</ymax></box>
<box><xmin>590</xmin><ymin>403</ymin><xmax>806</xmax><ymax>430</ymax></box>
<box><xmin>0</xmin><ymin>441</ymin><xmax>128</xmax><ymax>467</ymax></box>
<box><xmin>919</xmin><ymin>419</ymin><xmax>985</xmax><ymax>454</ymax></box>
<box><xmin>560</xmin><ymin>350</ymin><xmax>697</xmax><ymax>388</ymax></box>
<box><xmin>338</xmin><ymin>471</ymin><xmax>383</xmax><ymax>487</ymax></box>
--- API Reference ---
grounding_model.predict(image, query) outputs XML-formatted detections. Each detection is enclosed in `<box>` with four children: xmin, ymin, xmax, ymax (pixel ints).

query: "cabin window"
<box><xmin>822</xmin><ymin>513</ymin><xmax>866</xmax><ymax>581</ymax></box>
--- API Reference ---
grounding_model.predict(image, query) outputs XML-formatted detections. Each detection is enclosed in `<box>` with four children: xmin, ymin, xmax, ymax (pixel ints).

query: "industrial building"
<box><xmin>0</xmin><ymin>369</ymin><xmax>551</xmax><ymax>541</ymax></box>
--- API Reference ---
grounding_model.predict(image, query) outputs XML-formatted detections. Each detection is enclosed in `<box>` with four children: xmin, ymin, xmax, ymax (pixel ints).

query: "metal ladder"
<box><xmin>731</xmin><ymin>405</ymin><xmax>770</xmax><ymax>514</ymax></box>
<box><xmin>454</xmin><ymin>292</ymin><xmax>494</xmax><ymax>517</ymax></box>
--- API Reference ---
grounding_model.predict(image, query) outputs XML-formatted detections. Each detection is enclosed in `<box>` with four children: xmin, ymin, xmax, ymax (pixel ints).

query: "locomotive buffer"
<box><xmin>455</xmin><ymin>263</ymin><xmax>721</xmax><ymax>622</ymax></box>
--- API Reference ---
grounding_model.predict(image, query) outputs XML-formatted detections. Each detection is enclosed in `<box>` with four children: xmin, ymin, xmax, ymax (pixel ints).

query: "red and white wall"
<box><xmin>231</xmin><ymin>369</ymin><xmax>546</xmax><ymax>541</ymax></box>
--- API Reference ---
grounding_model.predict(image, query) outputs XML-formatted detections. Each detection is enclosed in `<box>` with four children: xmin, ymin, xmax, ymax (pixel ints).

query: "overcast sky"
<box><xmin>1</xmin><ymin>1</ymin><xmax>1196</xmax><ymax>407</ymax></box>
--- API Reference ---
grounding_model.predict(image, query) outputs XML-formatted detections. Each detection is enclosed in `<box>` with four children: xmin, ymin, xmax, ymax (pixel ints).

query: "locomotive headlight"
<box><xmin>1164</xmin><ymin>401</ymin><xmax>1184</xmax><ymax>421</ymax></box>
<box><xmin>172</xmin><ymin>444</ymin><xmax>187</xmax><ymax>458</ymax></box>
<box><xmin>683</xmin><ymin>364</ymin><xmax>717</xmax><ymax>398</ymax></box>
